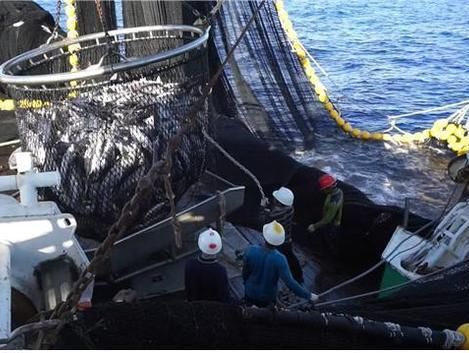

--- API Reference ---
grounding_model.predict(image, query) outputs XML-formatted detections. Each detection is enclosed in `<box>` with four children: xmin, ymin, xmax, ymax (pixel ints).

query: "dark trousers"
<box><xmin>278</xmin><ymin>241</ymin><xmax>304</xmax><ymax>283</ymax></box>
<box><xmin>314</xmin><ymin>224</ymin><xmax>342</xmax><ymax>259</ymax></box>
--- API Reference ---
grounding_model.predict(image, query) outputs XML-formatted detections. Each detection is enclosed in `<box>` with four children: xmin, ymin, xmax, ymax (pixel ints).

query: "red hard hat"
<box><xmin>318</xmin><ymin>174</ymin><xmax>336</xmax><ymax>191</ymax></box>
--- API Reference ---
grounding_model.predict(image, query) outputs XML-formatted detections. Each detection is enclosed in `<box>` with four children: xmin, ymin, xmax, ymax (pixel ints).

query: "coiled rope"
<box><xmin>274</xmin><ymin>0</ymin><xmax>469</xmax><ymax>155</ymax></box>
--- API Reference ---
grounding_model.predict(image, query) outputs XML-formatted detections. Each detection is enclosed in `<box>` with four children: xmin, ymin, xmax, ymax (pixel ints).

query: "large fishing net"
<box><xmin>120</xmin><ymin>0</ymin><xmax>322</xmax><ymax>151</ymax></box>
<box><xmin>327</xmin><ymin>259</ymin><xmax>469</xmax><ymax>330</ymax></box>
<box><xmin>1</xmin><ymin>26</ymin><xmax>209</xmax><ymax>238</ymax></box>
<box><xmin>52</xmin><ymin>300</ymin><xmax>454</xmax><ymax>349</ymax></box>
<box><xmin>211</xmin><ymin>0</ymin><xmax>323</xmax><ymax>150</ymax></box>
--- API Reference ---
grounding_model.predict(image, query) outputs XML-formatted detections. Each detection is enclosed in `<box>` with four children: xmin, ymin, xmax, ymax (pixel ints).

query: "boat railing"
<box><xmin>85</xmin><ymin>170</ymin><xmax>245</xmax><ymax>282</ymax></box>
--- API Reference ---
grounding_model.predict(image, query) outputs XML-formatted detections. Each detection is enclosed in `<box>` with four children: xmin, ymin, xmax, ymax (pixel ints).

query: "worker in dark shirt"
<box><xmin>262</xmin><ymin>187</ymin><xmax>303</xmax><ymax>283</ymax></box>
<box><xmin>185</xmin><ymin>228</ymin><xmax>230</xmax><ymax>302</ymax></box>
<box><xmin>307</xmin><ymin>174</ymin><xmax>344</xmax><ymax>257</ymax></box>
<box><xmin>243</xmin><ymin>221</ymin><xmax>319</xmax><ymax>308</ymax></box>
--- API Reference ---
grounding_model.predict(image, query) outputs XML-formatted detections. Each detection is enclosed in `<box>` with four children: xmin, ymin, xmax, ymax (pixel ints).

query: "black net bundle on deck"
<box><xmin>327</xmin><ymin>259</ymin><xmax>469</xmax><ymax>330</ymax></box>
<box><xmin>4</xmin><ymin>27</ymin><xmax>209</xmax><ymax>238</ymax></box>
<box><xmin>53</xmin><ymin>300</ymin><xmax>454</xmax><ymax>349</ymax></box>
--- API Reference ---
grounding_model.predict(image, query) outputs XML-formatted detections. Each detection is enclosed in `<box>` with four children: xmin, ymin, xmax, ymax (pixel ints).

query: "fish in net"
<box><xmin>1</xmin><ymin>25</ymin><xmax>209</xmax><ymax>239</ymax></box>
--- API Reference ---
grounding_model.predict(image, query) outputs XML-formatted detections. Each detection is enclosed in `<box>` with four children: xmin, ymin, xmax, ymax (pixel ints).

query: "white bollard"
<box><xmin>18</xmin><ymin>171</ymin><xmax>60</xmax><ymax>207</ymax></box>
<box><xmin>0</xmin><ymin>151</ymin><xmax>60</xmax><ymax>207</ymax></box>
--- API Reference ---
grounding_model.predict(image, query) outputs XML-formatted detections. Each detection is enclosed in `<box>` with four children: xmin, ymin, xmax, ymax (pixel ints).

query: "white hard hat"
<box><xmin>272</xmin><ymin>186</ymin><xmax>294</xmax><ymax>207</ymax></box>
<box><xmin>263</xmin><ymin>221</ymin><xmax>285</xmax><ymax>246</ymax></box>
<box><xmin>198</xmin><ymin>228</ymin><xmax>222</xmax><ymax>255</ymax></box>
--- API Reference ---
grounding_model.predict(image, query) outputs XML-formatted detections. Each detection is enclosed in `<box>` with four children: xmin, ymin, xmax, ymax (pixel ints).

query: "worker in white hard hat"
<box><xmin>259</xmin><ymin>186</ymin><xmax>303</xmax><ymax>283</ymax></box>
<box><xmin>184</xmin><ymin>228</ymin><xmax>230</xmax><ymax>302</ymax></box>
<box><xmin>242</xmin><ymin>221</ymin><xmax>319</xmax><ymax>308</ymax></box>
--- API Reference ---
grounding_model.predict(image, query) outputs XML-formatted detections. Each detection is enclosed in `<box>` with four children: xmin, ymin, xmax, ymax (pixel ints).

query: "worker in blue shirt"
<box><xmin>185</xmin><ymin>228</ymin><xmax>230</xmax><ymax>303</ymax></box>
<box><xmin>242</xmin><ymin>221</ymin><xmax>319</xmax><ymax>307</ymax></box>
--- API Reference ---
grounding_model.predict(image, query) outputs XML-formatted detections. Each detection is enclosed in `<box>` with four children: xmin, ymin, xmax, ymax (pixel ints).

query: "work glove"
<box><xmin>310</xmin><ymin>292</ymin><xmax>319</xmax><ymax>303</ymax></box>
<box><xmin>307</xmin><ymin>224</ymin><xmax>316</xmax><ymax>233</ymax></box>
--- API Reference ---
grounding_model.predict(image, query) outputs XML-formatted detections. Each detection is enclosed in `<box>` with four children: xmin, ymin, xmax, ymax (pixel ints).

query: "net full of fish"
<box><xmin>14</xmin><ymin>75</ymin><xmax>208</xmax><ymax>239</ymax></box>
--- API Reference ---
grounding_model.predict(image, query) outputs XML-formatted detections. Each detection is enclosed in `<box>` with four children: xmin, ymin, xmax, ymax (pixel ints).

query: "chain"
<box><xmin>46</xmin><ymin>0</ymin><xmax>63</xmax><ymax>44</ymax></box>
<box><xmin>38</xmin><ymin>1</ymin><xmax>266</xmax><ymax>347</ymax></box>
<box><xmin>52</xmin><ymin>0</ymin><xmax>62</xmax><ymax>37</ymax></box>
<box><xmin>183</xmin><ymin>0</ymin><xmax>225</xmax><ymax>26</ymax></box>
<box><xmin>94</xmin><ymin>0</ymin><xmax>120</xmax><ymax>71</ymax></box>
<box><xmin>182</xmin><ymin>2</ymin><xmax>205</xmax><ymax>21</ymax></box>
<box><xmin>216</xmin><ymin>191</ymin><xmax>226</xmax><ymax>235</ymax></box>
<box><xmin>94</xmin><ymin>0</ymin><xmax>108</xmax><ymax>34</ymax></box>
<box><xmin>163</xmin><ymin>171</ymin><xmax>182</xmax><ymax>248</ymax></box>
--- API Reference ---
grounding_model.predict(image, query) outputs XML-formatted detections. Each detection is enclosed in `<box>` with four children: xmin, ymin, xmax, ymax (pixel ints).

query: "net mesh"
<box><xmin>5</xmin><ymin>28</ymin><xmax>209</xmax><ymax>238</ymax></box>
<box><xmin>327</xmin><ymin>259</ymin><xmax>469</xmax><ymax>330</ymax></box>
<box><xmin>211</xmin><ymin>0</ymin><xmax>322</xmax><ymax>150</ymax></box>
<box><xmin>53</xmin><ymin>301</ymin><xmax>443</xmax><ymax>349</ymax></box>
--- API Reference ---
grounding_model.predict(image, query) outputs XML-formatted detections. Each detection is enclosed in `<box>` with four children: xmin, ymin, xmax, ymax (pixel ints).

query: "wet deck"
<box><xmin>220</xmin><ymin>222</ymin><xmax>376</xmax><ymax>307</ymax></box>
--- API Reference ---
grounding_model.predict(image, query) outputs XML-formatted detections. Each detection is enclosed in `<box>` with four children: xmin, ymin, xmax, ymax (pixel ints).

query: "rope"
<box><xmin>274</xmin><ymin>0</ymin><xmax>386</xmax><ymax>142</ymax></box>
<box><xmin>163</xmin><ymin>162</ymin><xmax>182</xmax><ymax>248</ymax></box>
<box><xmin>0</xmin><ymin>99</ymin><xmax>51</xmax><ymax>112</ymax></box>
<box><xmin>216</xmin><ymin>191</ymin><xmax>226</xmax><ymax>236</ymax></box>
<box><xmin>296</xmin><ymin>29</ymin><xmax>393</xmax><ymax>125</ymax></box>
<box><xmin>0</xmin><ymin>139</ymin><xmax>20</xmax><ymax>148</ymax></box>
<box><xmin>0</xmin><ymin>319</ymin><xmax>62</xmax><ymax>346</ymax></box>
<box><xmin>274</xmin><ymin>0</ymin><xmax>469</xmax><ymax>154</ymax></box>
<box><xmin>287</xmin><ymin>220</ymin><xmax>436</xmax><ymax>311</ymax></box>
<box><xmin>38</xmin><ymin>1</ymin><xmax>267</xmax><ymax>348</ymax></box>
<box><xmin>44</xmin><ymin>0</ymin><xmax>64</xmax><ymax>45</ymax></box>
<box><xmin>314</xmin><ymin>182</ymin><xmax>460</xmax><ymax>305</ymax></box>
<box><xmin>202</xmin><ymin>129</ymin><xmax>268</xmax><ymax>206</ymax></box>
<box><xmin>315</xmin><ymin>261</ymin><xmax>451</xmax><ymax>308</ymax></box>
<box><xmin>94</xmin><ymin>0</ymin><xmax>109</xmax><ymax>34</ymax></box>
<box><xmin>388</xmin><ymin>99</ymin><xmax>469</xmax><ymax>120</ymax></box>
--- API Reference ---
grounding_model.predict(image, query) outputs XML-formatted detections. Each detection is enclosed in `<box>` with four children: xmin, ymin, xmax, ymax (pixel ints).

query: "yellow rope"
<box><xmin>0</xmin><ymin>99</ymin><xmax>15</xmax><ymax>111</ymax></box>
<box><xmin>65</xmin><ymin>0</ymin><xmax>80</xmax><ymax>97</ymax></box>
<box><xmin>0</xmin><ymin>99</ymin><xmax>52</xmax><ymax>111</ymax></box>
<box><xmin>274</xmin><ymin>0</ymin><xmax>469</xmax><ymax>155</ymax></box>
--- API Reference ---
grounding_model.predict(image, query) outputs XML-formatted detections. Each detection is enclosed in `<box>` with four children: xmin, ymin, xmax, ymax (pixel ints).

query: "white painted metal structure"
<box><xmin>0</xmin><ymin>152</ymin><xmax>89</xmax><ymax>341</ymax></box>
<box><xmin>383</xmin><ymin>201</ymin><xmax>469</xmax><ymax>280</ymax></box>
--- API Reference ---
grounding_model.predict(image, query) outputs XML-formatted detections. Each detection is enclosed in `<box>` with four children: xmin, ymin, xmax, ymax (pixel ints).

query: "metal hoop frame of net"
<box><xmin>0</xmin><ymin>25</ymin><xmax>210</xmax><ymax>239</ymax></box>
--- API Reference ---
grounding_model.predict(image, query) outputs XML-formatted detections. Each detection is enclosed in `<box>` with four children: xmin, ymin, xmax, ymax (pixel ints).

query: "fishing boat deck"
<box><xmin>220</xmin><ymin>222</ymin><xmax>375</xmax><ymax>307</ymax></box>
<box><xmin>0</xmin><ymin>142</ymin><xmax>374</xmax><ymax>306</ymax></box>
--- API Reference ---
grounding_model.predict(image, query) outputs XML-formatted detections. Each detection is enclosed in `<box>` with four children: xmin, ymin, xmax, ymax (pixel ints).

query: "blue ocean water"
<box><xmin>285</xmin><ymin>0</ymin><xmax>469</xmax><ymax>217</ymax></box>
<box><xmin>285</xmin><ymin>0</ymin><xmax>469</xmax><ymax>132</ymax></box>
<box><xmin>37</xmin><ymin>0</ymin><xmax>469</xmax><ymax>218</ymax></box>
